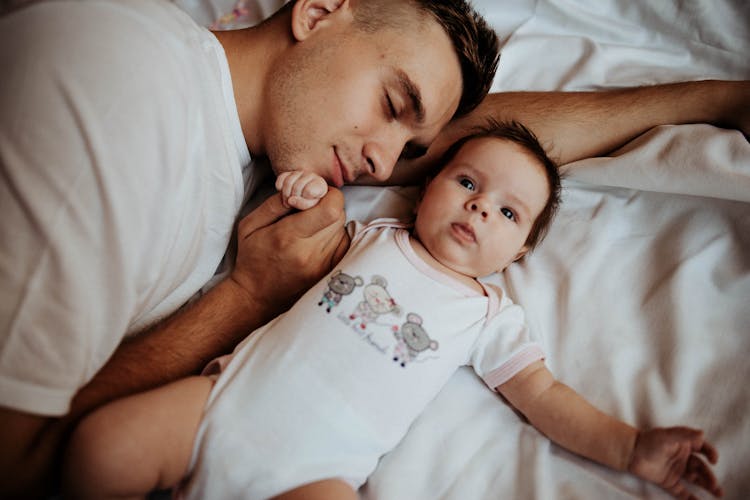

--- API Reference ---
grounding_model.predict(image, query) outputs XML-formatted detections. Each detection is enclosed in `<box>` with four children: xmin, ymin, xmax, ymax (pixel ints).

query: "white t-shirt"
<box><xmin>0</xmin><ymin>0</ymin><xmax>252</xmax><ymax>415</ymax></box>
<box><xmin>184</xmin><ymin>219</ymin><xmax>544</xmax><ymax>499</ymax></box>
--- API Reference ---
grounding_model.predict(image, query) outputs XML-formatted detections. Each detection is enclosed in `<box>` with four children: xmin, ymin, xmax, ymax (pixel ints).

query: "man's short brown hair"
<box><xmin>351</xmin><ymin>0</ymin><xmax>500</xmax><ymax>119</ymax></box>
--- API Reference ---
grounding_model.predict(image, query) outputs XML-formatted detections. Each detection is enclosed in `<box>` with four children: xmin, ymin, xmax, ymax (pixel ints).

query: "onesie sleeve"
<box><xmin>346</xmin><ymin>218</ymin><xmax>407</xmax><ymax>245</ymax></box>
<box><xmin>469</xmin><ymin>290</ymin><xmax>545</xmax><ymax>390</ymax></box>
<box><xmin>346</xmin><ymin>220</ymin><xmax>364</xmax><ymax>240</ymax></box>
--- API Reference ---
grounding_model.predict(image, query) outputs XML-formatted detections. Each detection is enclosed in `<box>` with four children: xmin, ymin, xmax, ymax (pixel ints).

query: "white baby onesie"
<box><xmin>183</xmin><ymin>219</ymin><xmax>544</xmax><ymax>499</ymax></box>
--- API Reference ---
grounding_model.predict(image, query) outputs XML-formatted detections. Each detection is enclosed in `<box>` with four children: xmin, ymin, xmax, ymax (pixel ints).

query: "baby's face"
<box><xmin>414</xmin><ymin>137</ymin><xmax>550</xmax><ymax>277</ymax></box>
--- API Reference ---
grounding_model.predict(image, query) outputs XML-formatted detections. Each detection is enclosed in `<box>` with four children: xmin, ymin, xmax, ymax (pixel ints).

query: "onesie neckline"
<box><xmin>393</xmin><ymin>228</ymin><xmax>485</xmax><ymax>298</ymax></box>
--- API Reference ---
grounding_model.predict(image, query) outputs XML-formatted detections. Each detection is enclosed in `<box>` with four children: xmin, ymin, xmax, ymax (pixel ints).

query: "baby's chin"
<box><xmin>439</xmin><ymin>250</ymin><xmax>499</xmax><ymax>276</ymax></box>
<box><xmin>454</xmin><ymin>261</ymin><xmax>507</xmax><ymax>280</ymax></box>
<box><xmin>435</xmin><ymin>258</ymin><xmax>487</xmax><ymax>281</ymax></box>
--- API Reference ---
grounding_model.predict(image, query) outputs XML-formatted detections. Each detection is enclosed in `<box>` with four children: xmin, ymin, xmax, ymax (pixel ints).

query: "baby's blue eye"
<box><xmin>459</xmin><ymin>178</ymin><xmax>475</xmax><ymax>190</ymax></box>
<box><xmin>501</xmin><ymin>207</ymin><xmax>515</xmax><ymax>221</ymax></box>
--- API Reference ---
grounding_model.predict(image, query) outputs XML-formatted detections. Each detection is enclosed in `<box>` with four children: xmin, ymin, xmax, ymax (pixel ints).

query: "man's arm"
<box><xmin>386</xmin><ymin>80</ymin><xmax>749</xmax><ymax>185</ymax></box>
<box><xmin>75</xmin><ymin>187</ymin><xmax>347</xmax><ymax>410</ymax></box>
<box><xmin>0</xmin><ymin>275</ymin><xmax>265</xmax><ymax>497</ymax></box>
<box><xmin>0</xmin><ymin>188</ymin><xmax>349</xmax><ymax>497</ymax></box>
<box><xmin>498</xmin><ymin>361</ymin><xmax>722</xmax><ymax>498</ymax></box>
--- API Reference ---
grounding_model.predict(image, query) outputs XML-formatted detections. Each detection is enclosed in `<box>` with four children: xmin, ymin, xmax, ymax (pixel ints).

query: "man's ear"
<box><xmin>291</xmin><ymin>0</ymin><xmax>348</xmax><ymax>42</ymax></box>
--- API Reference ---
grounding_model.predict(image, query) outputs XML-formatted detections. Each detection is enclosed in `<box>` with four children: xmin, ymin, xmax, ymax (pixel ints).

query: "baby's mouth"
<box><xmin>451</xmin><ymin>222</ymin><xmax>476</xmax><ymax>243</ymax></box>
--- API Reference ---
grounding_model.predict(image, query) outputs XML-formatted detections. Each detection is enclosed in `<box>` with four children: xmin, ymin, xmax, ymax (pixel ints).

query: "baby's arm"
<box><xmin>276</xmin><ymin>171</ymin><xmax>329</xmax><ymax>210</ymax></box>
<box><xmin>497</xmin><ymin>361</ymin><xmax>722</xmax><ymax>499</ymax></box>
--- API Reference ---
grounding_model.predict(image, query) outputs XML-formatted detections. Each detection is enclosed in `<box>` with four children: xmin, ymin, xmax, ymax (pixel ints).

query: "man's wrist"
<box><xmin>222</xmin><ymin>274</ymin><xmax>269</xmax><ymax>327</ymax></box>
<box><xmin>623</xmin><ymin>427</ymin><xmax>641</xmax><ymax>472</ymax></box>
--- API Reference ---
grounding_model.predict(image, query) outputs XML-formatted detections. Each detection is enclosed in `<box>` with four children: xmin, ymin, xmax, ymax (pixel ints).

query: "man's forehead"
<box><xmin>399</xmin><ymin>63</ymin><xmax>460</xmax><ymax>118</ymax></box>
<box><xmin>376</xmin><ymin>20</ymin><xmax>463</xmax><ymax>131</ymax></box>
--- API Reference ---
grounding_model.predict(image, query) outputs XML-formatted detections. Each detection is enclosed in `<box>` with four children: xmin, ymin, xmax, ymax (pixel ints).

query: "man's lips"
<box><xmin>451</xmin><ymin>222</ymin><xmax>477</xmax><ymax>243</ymax></box>
<box><xmin>331</xmin><ymin>147</ymin><xmax>347</xmax><ymax>187</ymax></box>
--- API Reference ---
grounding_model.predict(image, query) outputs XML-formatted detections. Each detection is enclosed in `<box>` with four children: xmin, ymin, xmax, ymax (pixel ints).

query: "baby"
<box><xmin>64</xmin><ymin>121</ymin><xmax>722</xmax><ymax>500</ymax></box>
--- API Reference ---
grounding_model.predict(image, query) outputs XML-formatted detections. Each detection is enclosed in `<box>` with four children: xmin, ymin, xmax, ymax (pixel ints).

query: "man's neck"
<box><xmin>212</xmin><ymin>10</ymin><xmax>292</xmax><ymax>157</ymax></box>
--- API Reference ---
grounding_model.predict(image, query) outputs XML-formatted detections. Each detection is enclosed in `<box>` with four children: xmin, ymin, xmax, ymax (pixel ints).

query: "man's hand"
<box><xmin>231</xmin><ymin>187</ymin><xmax>348</xmax><ymax>322</ymax></box>
<box><xmin>628</xmin><ymin>427</ymin><xmax>723</xmax><ymax>499</ymax></box>
<box><xmin>275</xmin><ymin>171</ymin><xmax>328</xmax><ymax>210</ymax></box>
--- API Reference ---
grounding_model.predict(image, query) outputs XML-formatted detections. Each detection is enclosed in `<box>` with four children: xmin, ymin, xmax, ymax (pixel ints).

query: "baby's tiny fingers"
<box><xmin>275</xmin><ymin>171</ymin><xmax>297</xmax><ymax>191</ymax></box>
<box><xmin>282</xmin><ymin>171</ymin><xmax>304</xmax><ymax>202</ymax></box>
<box><xmin>274</xmin><ymin>172</ymin><xmax>288</xmax><ymax>191</ymax></box>
<box><xmin>698</xmin><ymin>440</ymin><xmax>719</xmax><ymax>464</ymax></box>
<box><xmin>665</xmin><ymin>480</ymin><xmax>691</xmax><ymax>500</ymax></box>
<box><xmin>288</xmin><ymin>195</ymin><xmax>320</xmax><ymax>211</ymax></box>
<box><xmin>301</xmin><ymin>176</ymin><xmax>328</xmax><ymax>199</ymax></box>
<box><xmin>685</xmin><ymin>455</ymin><xmax>722</xmax><ymax>497</ymax></box>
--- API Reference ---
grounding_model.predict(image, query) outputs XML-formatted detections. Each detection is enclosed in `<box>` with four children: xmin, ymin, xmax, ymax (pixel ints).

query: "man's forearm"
<box><xmin>70</xmin><ymin>187</ymin><xmax>350</xmax><ymax>415</ymax></box>
<box><xmin>68</xmin><ymin>278</ymin><xmax>266</xmax><ymax>420</ymax></box>
<box><xmin>468</xmin><ymin>80</ymin><xmax>748</xmax><ymax>165</ymax></box>
<box><xmin>0</xmin><ymin>278</ymin><xmax>264</xmax><ymax>497</ymax></box>
<box><xmin>386</xmin><ymin>80</ymin><xmax>748</xmax><ymax>185</ymax></box>
<box><xmin>1</xmin><ymin>189</ymin><xmax>349</xmax><ymax>496</ymax></box>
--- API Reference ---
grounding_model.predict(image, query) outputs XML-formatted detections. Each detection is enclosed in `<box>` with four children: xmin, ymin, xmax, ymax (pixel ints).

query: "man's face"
<box><xmin>415</xmin><ymin>137</ymin><xmax>551</xmax><ymax>278</ymax></box>
<box><xmin>262</xmin><ymin>12</ymin><xmax>462</xmax><ymax>186</ymax></box>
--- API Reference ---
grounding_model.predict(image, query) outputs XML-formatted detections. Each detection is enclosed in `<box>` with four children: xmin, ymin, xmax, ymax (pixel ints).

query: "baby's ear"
<box><xmin>501</xmin><ymin>246</ymin><xmax>529</xmax><ymax>272</ymax></box>
<box><xmin>513</xmin><ymin>246</ymin><xmax>529</xmax><ymax>263</ymax></box>
<box><xmin>291</xmin><ymin>0</ymin><xmax>348</xmax><ymax>42</ymax></box>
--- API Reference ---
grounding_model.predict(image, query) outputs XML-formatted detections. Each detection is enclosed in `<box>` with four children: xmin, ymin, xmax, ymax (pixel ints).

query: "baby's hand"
<box><xmin>275</xmin><ymin>171</ymin><xmax>328</xmax><ymax>210</ymax></box>
<box><xmin>628</xmin><ymin>427</ymin><xmax>722</xmax><ymax>499</ymax></box>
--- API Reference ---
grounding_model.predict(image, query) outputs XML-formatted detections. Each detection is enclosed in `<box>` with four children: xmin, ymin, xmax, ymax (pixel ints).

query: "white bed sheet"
<box><xmin>175</xmin><ymin>1</ymin><xmax>750</xmax><ymax>498</ymax></box>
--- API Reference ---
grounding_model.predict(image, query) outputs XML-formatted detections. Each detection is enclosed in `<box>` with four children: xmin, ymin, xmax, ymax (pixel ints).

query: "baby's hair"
<box><xmin>436</xmin><ymin>119</ymin><xmax>562</xmax><ymax>251</ymax></box>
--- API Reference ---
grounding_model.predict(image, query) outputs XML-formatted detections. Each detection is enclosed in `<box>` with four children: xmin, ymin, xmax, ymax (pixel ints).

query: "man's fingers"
<box><xmin>238</xmin><ymin>193</ymin><xmax>292</xmax><ymax>238</ymax></box>
<box><xmin>280</xmin><ymin>188</ymin><xmax>345</xmax><ymax>237</ymax></box>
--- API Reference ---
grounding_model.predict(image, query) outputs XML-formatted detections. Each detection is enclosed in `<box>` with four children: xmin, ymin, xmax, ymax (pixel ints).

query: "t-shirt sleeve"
<box><xmin>469</xmin><ymin>291</ymin><xmax>545</xmax><ymax>390</ymax></box>
<box><xmin>0</xmin><ymin>1</ymin><xmax>201</xmax><ymax>416</ymax></box>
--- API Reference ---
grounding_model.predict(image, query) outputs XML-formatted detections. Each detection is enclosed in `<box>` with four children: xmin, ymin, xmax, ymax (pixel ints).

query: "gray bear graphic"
<box><xmin>318</xmin><ymin>271</ymin><xmax>363</xmax><ymax>313</ymax></box>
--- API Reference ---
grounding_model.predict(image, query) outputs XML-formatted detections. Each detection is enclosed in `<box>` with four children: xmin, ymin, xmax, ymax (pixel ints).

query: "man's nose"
<box><xmin>361</xmin><ymin>131</ymin><xmax>409</xmax><ymax>182</ymax></box>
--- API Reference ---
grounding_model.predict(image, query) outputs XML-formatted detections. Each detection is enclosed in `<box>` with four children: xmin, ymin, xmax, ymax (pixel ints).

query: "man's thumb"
<box><xmin>237</xmin><ymin>193</ymin><xmax>291</xmax><ymax>238</ymax></box>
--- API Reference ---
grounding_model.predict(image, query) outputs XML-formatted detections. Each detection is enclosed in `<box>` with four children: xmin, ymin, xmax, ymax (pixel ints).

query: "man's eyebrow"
<box><xmin>396</xmin><ymin>69</ymin><xmax>425</xmax><ymax>124</ymax></box>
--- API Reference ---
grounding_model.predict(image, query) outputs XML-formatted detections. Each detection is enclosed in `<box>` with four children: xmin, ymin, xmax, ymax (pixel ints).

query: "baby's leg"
<box><xmin>272</xmin><ymin>479</ymin><xmax>359</xmax><ymax>500</ymax></box>
<box><xmin>63</xmin><ymin>375</ymin><xmax>213</xmax><ymax>499</ymax></box>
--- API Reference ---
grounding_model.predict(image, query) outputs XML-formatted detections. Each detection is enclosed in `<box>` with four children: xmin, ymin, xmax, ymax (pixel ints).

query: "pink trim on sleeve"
<box><xmin>482</xmin><ymin>343</ymin><xmax>545</xmax><ymax>389</ymax></box>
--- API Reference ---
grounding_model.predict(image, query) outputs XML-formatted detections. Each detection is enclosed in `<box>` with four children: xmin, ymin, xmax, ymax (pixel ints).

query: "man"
<box><xmin>0</xmin><ymin>0</ymin><xmax>747</xmax><ymax>496</ymax></box>
<box><xmin>0</xmin><ymin>0</ymin><xmax>498</xmax><ymax>495</ymax></box>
